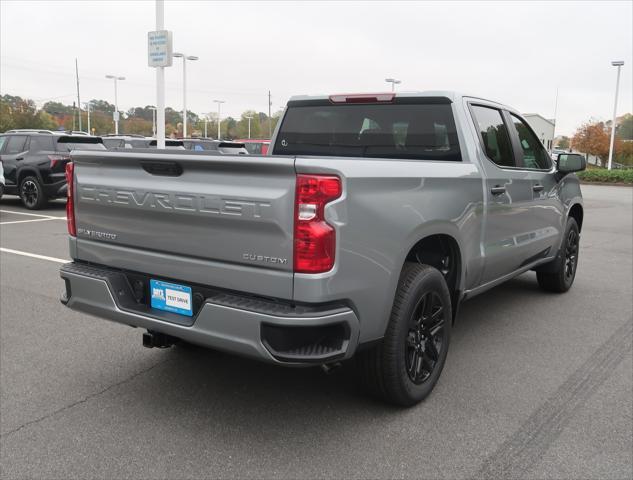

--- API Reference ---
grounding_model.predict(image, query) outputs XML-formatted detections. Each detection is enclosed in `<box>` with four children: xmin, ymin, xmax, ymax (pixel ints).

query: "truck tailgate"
<box><xmin>71</xmin><ymin>150</ymin><xmax>295</xmax><ymax>299</ymax></box>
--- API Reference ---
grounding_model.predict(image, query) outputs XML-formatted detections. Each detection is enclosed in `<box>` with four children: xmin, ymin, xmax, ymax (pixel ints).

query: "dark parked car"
<box><xmin>0</xmin><ymin>131</ymin><xmax>105</xmax><ymax>209</ymax></box>
<box><xmin>181</xmin><ymin>138</ymin><xmax>248</xmax><ymax>155</ymax></box>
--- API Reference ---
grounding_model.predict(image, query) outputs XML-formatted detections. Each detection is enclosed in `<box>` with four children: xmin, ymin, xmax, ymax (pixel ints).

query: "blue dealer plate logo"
<box><xmin>150</xmin><ymin>279</ymin><xmax>193</xmax><ymax>317</ymax></box>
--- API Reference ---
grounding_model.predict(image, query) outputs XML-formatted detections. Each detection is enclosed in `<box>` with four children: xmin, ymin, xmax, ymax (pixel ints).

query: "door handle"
<box><xmin>16</xmin><ymin>157</ymin><xmax>24</xmax><ymax>161</ymax></box>
<box><xmin>490</xmin><ymin>185</ymin><xmax>506</xmax><ymax>195</ymax></box>
<box><xmin>532</xmin><ymin>184</ymin><xmax>544</xmax><ymax>192</ymax></box>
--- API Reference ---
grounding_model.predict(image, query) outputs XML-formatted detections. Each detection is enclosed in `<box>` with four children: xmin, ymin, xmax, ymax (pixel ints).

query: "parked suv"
<box><xmin>181</xmin><ymin>138</ymin><xmax>248</xmax><ymax>155</ymax></box>
<box><xmin>60</xmin><ymin>91</ymin><xmax>585</xmax><ymax>405</ymax></box>
<box><xmin>0</xmin><ymin>132</ymin><xmax>105</xmax><ymax>209</ymax></box>
<box><xmin>102</xmin><ymin>136</ymin><xmax>184</xmax><ymax>150</ymax></box>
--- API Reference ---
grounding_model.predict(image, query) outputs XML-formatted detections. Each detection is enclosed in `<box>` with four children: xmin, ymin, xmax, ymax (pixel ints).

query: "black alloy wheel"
<box><xmin>564</xmin><ymin>228</ymin><xmax>579</xmax><ymax>282</ymax></box>
<box><xmin>19</xmin><ymin>176</ymin><xmax>47</xmax><ymax>210</ymax></box>
<box><xmin>536</xmin><ymin>217</ymin><xmax>580</xmax><ymax>293</ymax></box>
<box><xmin>405</xmin><ymin>291</ymin><xmax>446</xmax><ymax>384</ymax></box>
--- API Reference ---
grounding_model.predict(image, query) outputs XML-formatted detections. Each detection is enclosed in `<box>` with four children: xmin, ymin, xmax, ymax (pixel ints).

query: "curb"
<box><xmin>579</xmin><ymin>181</ymin><xmax>633</xmax><ymax>187</ymax></box>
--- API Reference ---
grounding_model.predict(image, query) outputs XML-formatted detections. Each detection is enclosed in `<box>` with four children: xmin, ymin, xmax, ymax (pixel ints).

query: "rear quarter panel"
<box><xmin>293</xmin><ymin>156</ymin><xmax>484</xmax><ymax>343</ymax></box>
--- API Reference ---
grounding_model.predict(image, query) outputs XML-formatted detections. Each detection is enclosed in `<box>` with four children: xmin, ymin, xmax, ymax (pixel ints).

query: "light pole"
<box><xmin>385</xmin><ymin>78</ymin><xmax>401</xmax><ymax>91</ymax></box>
<box><xmin>105</xmin><ymin>74</ymin><xmax>125</xmax><ymax>134</ymax></box>
<box><xmin>148</xmin><ymin>106</ymin><xmax>157</xmax><ymax>137</ymax></box>
<box><xmin>82</xmin><ymin>101</ymin><xmax>92</xmax><ymax>135</ymax></box>
<box><xmin>200</xmin><ymin>113</ymin><xmax>211</xmax><ymax>138</ymax></box>
<box><xmin>607</xmin><ymin>60</ymin><xmax>624</xmax><ymax>171</ymax></box>
<box><xmin>173</xmin><ymin>52</ymin><xmax>198</xmax><ymax>138</ymax></box>
<box><xmin>245</xmin><ymin>115</ymin><xmax>253</xmax><ymax>139</ymax></box>
<box><xmin>213</xmin><ymin>100</ymin><xmax>225</xmax><ymax>139</ymax></box>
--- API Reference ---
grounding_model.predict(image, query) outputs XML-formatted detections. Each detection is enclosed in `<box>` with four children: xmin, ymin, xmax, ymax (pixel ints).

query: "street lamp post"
<box><xmin>105</xmin><ymin>74</ymin><xmax>125</xmax><ymax>134</ymax></box>
<box><xmin>148</xmin><ymin>106</ymin><xmax>157</xmax><ymax>137</ymax></box>
<box><xmin>82</xmin><ymin>101</ymin><xmax>92</xmax><ymax>135</ymax></box>
<box><xmin>173</xmin><ymin>52</ymin><xmax>198</xmax><ymax>138</ymax></box>
<box><xmin>607</xmin><ymin>60</ymin><xmax>624</xmax><ymax>171</ymax></box>
<box><xmin>385</xmin><ymin>77</ymin><xmax>401</xmax><ymax>91</ymax></box>
<box><xmin>213</xmin><ymin>100</ymin><xmax>225</xmax><ymax>140</ymax></box>
<box><xmin>245</xmin><ymin>115</ymin><xmax>253</xmax><ymax>139</ymax></box>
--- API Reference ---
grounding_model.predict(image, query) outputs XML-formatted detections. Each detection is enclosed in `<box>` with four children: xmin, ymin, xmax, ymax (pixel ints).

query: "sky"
<box><xmin>1</xmin><ymin>0</ymin><xmax>631</xmax><ymax>136</ymax></box>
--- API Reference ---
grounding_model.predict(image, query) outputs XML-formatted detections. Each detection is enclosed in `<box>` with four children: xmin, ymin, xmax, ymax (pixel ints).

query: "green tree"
<box><xmin>555</xmin><ymin>136</ymin><xmax>570</xmax><ymax>149</ymax></box>
<box><xmin>617</xmin><ymin>113</ymin><xmax>633</xmax><ymax>141</ymax></box>
<box><xmin>90</xmin><ymin>99</ymin><xmax>115</xmax><ymax>114</ymax></box>
<box><xmin>42</xmin><ymin>101</ymin><xmax>73</xmax><ymax>116</ymax></box>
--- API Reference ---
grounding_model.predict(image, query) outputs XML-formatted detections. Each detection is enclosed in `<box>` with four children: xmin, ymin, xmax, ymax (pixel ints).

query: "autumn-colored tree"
<box><xmin>572</xmin><ymin>121</ymin><xmax>622</xmax><ymax>167</ymax></box>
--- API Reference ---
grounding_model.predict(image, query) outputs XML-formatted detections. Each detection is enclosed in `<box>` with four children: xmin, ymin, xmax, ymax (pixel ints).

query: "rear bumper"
<box><xmin>60</xmin><ymin>262</ymin><xmax>360</xmax><ymax>365</ymax></box>
<box><xmin>42</xmin><ymin>178</ymin><xmax>67</xmax><ymax>198</ymax></box>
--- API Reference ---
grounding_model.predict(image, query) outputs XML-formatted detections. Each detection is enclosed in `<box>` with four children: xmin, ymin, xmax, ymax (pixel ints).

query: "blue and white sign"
<box><xmin>150</xmin><ymin>279</ymin><xmax>193</xmax><ymax>316</ymax></box>
<box><xmin>148</xmin><ymin>30</ymin><xmax>173</xmax><ymax>67</ymax></box>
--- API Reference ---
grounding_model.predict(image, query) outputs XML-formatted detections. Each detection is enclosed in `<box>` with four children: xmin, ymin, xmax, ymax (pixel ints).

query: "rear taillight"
<box><xmin>65</xmin><ymin>162</ymin><xmax>76</xmax><ymax>237</ymax></box>
<box><xmin>48</xmin><ymin>154</ymin><xmax>70</xmax><ymax>169</ymax></box>
<box><xmin>294</xmin><ymin>174</ymin><xmax>342</xmax><ymax>273</ymax></box>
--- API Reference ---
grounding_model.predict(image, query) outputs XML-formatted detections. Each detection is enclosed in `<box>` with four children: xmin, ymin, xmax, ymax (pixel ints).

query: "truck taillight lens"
<box><xmin>65</xmin><ymin>162</ymin><xmax>76</xmax><ymax>237</ymax></box>
<box><xmin>294</xmin><ymin>174</ymin><xmax>341</xmax><ymax>273</ymax></box>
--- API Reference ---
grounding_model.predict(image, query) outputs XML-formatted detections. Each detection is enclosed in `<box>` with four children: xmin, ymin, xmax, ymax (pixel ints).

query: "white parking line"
<box><xmin>0</xmin><ymin>209</ymin><xmax>66</xmax><ymax>220</ymax></box>
<box><xmin>0</xmin><ymin>218</ymin><xmax>60</xmax><ymax>225</ymax></box>
<box><xmin>0</xmin><ymin>247</ymin><xmax>68</xmax><ymax>264</ymax></box>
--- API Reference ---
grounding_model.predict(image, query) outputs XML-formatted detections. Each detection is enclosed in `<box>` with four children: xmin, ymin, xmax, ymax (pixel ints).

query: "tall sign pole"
<box><xmin>607</xmin><ymin>61</ymin><xmax>624</xmax><ymax>171</ymax></box>
<box><xmin>150</xmin><ymin>0</ymin><xmax>172</xmax><ymax>148</ymax></box>
<box><xmin>268</xmin><ymin>90</ymin><xmax>272</xmax><ymax>138</ymax></box>
<box><xmin>75</xmin><ymin>58</ymin><xmax>82</xmax><ymax>132</ymax></box>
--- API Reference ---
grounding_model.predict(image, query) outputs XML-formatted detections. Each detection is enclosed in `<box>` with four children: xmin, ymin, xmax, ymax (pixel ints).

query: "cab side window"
<box><xmin>470</xmin><ymin>105</ymin><xmax>515</xmax><ymax>168</ymax></box>
<box><xmin>509</xmin><ymin>114</ymin><xmax>552</xmax><ymax>170</ymax></box>
<box><xmin>0</xmin><ymin>136</ymin><xmax>7</xmax><ymax>152</ymax></box>
<box><xmin>5</xmin><ymin>135</ymin><xmax>28</xmax><ymax>154</ymax></box>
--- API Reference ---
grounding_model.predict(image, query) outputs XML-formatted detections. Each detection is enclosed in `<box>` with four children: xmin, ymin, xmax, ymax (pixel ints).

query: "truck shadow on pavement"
<box><xmin>129</xmin><ymin>273</ymin><xmax>545</xmax><ymax>418</ymax></box>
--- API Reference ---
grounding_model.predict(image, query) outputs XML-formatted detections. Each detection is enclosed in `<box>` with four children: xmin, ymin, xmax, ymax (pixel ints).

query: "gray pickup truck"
<box><xmin>60</xmin><ymin>91</ymin><xmax>586</xmax><ymax>406</ymax></box>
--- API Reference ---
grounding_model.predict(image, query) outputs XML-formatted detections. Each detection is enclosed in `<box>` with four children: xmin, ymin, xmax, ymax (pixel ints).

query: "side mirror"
<box><xmin>557</xmin><ymin>153</ymin><xmax>586</xmax><ymax>173</ymax></box>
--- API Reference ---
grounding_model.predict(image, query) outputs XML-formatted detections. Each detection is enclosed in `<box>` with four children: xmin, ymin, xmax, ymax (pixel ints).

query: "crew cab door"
<box><xmin>469</xmin><ymin>104</ymin><xmax>543</xmax><ymax>284</ymax></box>
<box><xmin>506</xmin><ymin>113</ymin><xmax>563</xmax><ymax>260</ymax></box>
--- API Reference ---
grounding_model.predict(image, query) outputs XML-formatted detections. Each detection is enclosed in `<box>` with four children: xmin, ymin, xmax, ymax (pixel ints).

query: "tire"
<box><xmin>357</xmin><ymin>263</ymin><xmax>452</xmax><ymax>407</ymax></box>
<box><xmin>19</xmin><ymin>176</ymin><xmax>47</xmax><ymax>210</ymax></box>
<box><xmin>537</xmin><ymin>217</ymin><xmax>580</xmax><ymax>293</ymax></box>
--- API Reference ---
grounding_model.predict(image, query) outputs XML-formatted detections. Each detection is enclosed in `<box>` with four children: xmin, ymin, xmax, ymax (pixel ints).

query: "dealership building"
<box><xmin>522</xmin><ymin>113</ymin><xmax>555</xmax><ymax>150</ymax></box>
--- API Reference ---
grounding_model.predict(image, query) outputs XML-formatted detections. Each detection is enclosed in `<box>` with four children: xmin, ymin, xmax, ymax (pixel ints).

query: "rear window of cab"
<box><xmin>274</xmin><ymin>98</ymin><xmax>461</xmax><ymax>161</ymax></box>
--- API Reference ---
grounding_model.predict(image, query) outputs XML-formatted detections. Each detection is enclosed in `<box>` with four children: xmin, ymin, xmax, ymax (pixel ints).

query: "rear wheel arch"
<box><xmin>403</xmin><ymin>233</ymin><xmax>463</xmax><ymax>321</ymax></box>
<box><xmin>17</xmin><ymin>167</ymin><xmax>42</xmax><ymax>186</ymax></box>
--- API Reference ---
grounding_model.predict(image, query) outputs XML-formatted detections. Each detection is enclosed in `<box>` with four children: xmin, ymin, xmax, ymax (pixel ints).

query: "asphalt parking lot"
<box><xmin>1</xmin><ymin>185</ymin><xmax>631</xmax><ymax>479</ymax></box>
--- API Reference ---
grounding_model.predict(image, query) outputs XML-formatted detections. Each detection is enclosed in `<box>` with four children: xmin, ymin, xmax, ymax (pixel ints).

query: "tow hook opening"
<box><xmin>142</xmin><ymin>330</ymin><xmax>178</xmax><ymax>349</ymax></box>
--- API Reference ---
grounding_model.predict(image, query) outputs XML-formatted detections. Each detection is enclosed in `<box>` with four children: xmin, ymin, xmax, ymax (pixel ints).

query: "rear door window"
<box><xmin>274</xmin><ymin>100</ymin><xmax>462</xmax><ymax>161</ymax></box>
<box><xmin>0</xmin><ymin>136</ymin><xmax>7</xmax><ymax>152</ymax></box>
<box><xmin>470</xmin><ymin>105</ymin><xmax>515</xmax><ymax>168</ymax></box>
<box><xmin>5</xmin><ymin>135</ymin><xmax>28</xmax><ymax>154</ymax></box>
<box><xmin>509</xmin><ymin>114</ymin><xmax>552</xmax><ymax>170</ymax></box>
<box><xmin>29</xmin><ymin>136</ymin><xmax>54</xmax><ymax>152</ymax></box>
<box><xmin>56</xmin><ymin>138</ymin><xmax>106</xmax><ymax>151</ymax></box>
